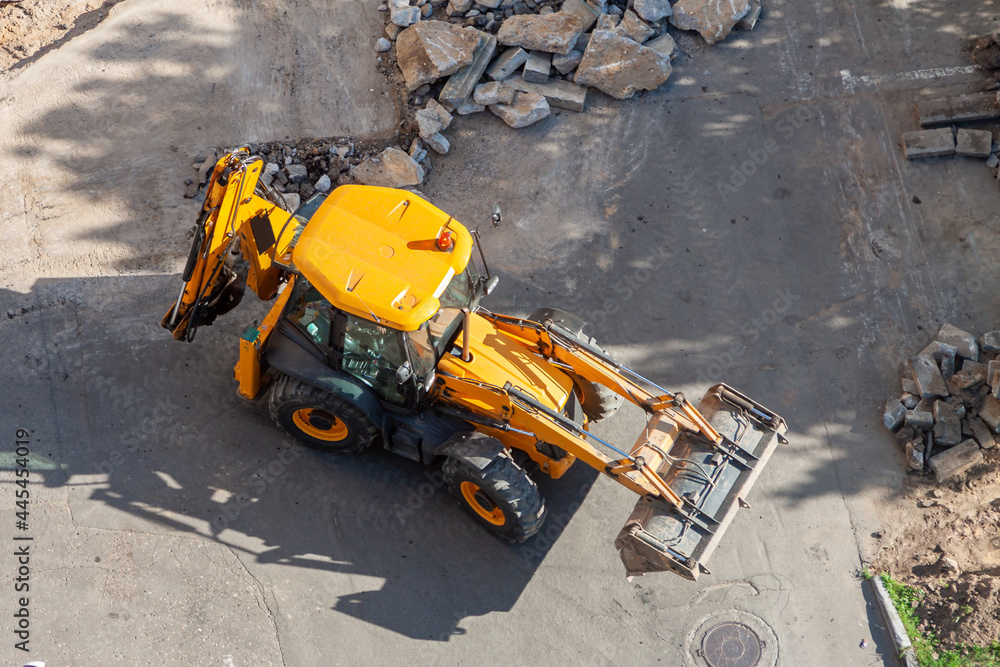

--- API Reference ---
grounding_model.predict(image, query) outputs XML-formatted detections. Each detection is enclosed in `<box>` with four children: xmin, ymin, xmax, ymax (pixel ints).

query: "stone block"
<box><xmin>902</xmin><ymin>377</ymin><xmax>919</xmax><ymax>395</ymax></box>
<box><xmin>423</xmin><ymin>132</ymin><xmax>450</xmax><ymax>154</ymax></box>
<box><xmin>901</xmin><ymin>392</ymin><xmax>919</xmax><ymax>409</ymax></box>
<box><xmin>486</xmin><ymin>47</ymin><xmax>529</xmax><ymax>80</ymax></box>
<box><xmin>415</xmin><ymin>98</ymin><xmax>453</xmax><ymax>137</ymax></box>
<box><xmin>905</xmin><ymin>410</ymin><xmax>934</xmax><ymax>431</ymax></box>
<box><xmin>614</xmin><ymin>9</ymin><xmax>655</xmax><ymax>43</ymax></box>
<box><xmin>956</xmin><ymin>129</ymin><xmax>993</xmax><ymax>158</ymax></box>
<box><xmin>936</xmin><ymin>323</ymin><xmax>979</xmax><ymax>360</ymax></box>
<box><xmin>455</xmin><ymin>98</ymin><xmax>486</xmax><ymax>114</ymax></box>
<box><xmin>596</xmin><ymin>14</ymin><xmax>619</xmax><ymax>30</ymax></box>
<box><xmin>645</xmin><ymin>32</ymin><xmax>678</xmax><ymax>59</ymax></box>
<box><xmin>353</xmin><ymin>147</ymin><xmax>425</xmax><ymax>187</ymax></box>
<box><xmin>980</xmin><ymin>331</ymin><xmax>1000</xmax><ymax>354</ymax></box>
<box><xmin>497</xmin><ymin>12</ymin><xmax>584</xmax><ymax>55</ymax></box>
<box><xmin>474</xmin><ymin>81</ymin><xmax>516</xmax><ymax>105</ymax></box>
<box><xmin>737</xmin><ymin>0</ymin><xmax>760</xmax><ymax>30</ymax></box>
<box><xmin>633</xmin><ymin>0</ymin><xmax>673</xmax><ymax>23</ymax></box>
<box><xmin>929</xmin><ymin>440</ymin><xmax>984</xmax><ymax>483</ymax></box>
<box><xmin>440</xmin><ymin>33</ymin><xmax>498</xmax><ymax>109</ymax></box>
<box><xmin>396</xmin><ymin>21</ymin><xmax>481</xmax><ymax>90</ymax></box>
<box><xmin>575</xmin><ymin>30</ymin><xmax>672</xmax><ymax>100</ymax></box>
<box><xmin>969</xmin><ymin>417</ymin><xmax>996</xmax><ymax>450</ymax></box>
<box><xmin>980</xmin><ymin>394</ymin><xmax>1000</xmax><ymax>432</ymax></box>
<box><xmin>918</xmin><ymin>92</ymin><xmax>1000</xmax><ymax>127</ymax></box>
<box><xmin>909</xmin><ymin>355</ymin><xmax>949</xmax><ymax>399</ymax></box>
<box><xmin>489</xmin><ymin>90</ymin><xmax>550</xmax><ymax>127</ymax></box>
<box><xmin>505</xmin><ymin>76</ymin><xmax>589</xmax><ymax>111</ymax></box>
<box><xmin>902</xmin><ymin>129</ymin><xmax>955</xmax><ymax>159</ymax></box>
<box><xmin>391</xmin><ymin>5</ymin><xmax>422</xmax><ymax>27</ymax></box>
<box><xmin>523</xmin><ymin>50</ymin><xmax>552</xmax><ymax>82</ymax></box>
<box><xmin>552</xmin><ymin>49</ymin><xmax>583</xmax><ymax>74</ymax></box>
<box><xmin>561</xmin><ymin>0</ymin><xmax>599</xmax><ymax>31</ymax></box>
<box><xmin>933</xmin><ymin>400</ymin><xmax>962</xmax><ymax>446</ymax></box>
<box><xmin>286</xmin><ymin>164</ymin><xmax>309</xmax><ymax>183</ymax></box>
<box><xmin>884</xmin><ymin>398</ymin><xmax>906</xmax><ymax>431</ymax></box>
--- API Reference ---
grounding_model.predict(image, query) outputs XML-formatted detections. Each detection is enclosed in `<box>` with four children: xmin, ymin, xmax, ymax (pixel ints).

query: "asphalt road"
<box><xmin>2</xmin><ymin>0</ymin><xmax>998</xmax><ymax>665</ymax></box>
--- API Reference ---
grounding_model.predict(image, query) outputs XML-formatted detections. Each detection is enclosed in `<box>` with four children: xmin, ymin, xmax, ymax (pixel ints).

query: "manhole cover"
<box><xmin>700</xmin><ymin>622</ymin><xmax>762</xmax><ymax>667</ymax></box>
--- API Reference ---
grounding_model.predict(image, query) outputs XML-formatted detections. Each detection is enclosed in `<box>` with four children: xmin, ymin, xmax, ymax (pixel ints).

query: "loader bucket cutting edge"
<box><xmin>614</xmin><ymin>384</ymin><xmax>786</xmax><ymax>580</ymax></box>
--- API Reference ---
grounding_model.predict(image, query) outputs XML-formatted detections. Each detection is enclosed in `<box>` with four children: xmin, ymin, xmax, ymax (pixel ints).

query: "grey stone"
<box><xmin>902</xmin><ymin>128</ymin><xmax>956</xmax><ymax>159</ymax></box>
<box><xmin>990</xmin><ymin>359</ymin><xmax>1000</xmax><ymax>392</ymax></box>
<box><xmin>596</xmin><ymin>13</ymin><xmax>619</xmax><ymax>30</ymax></box>
<box><xmin>645</xmin><ymin>32</ymin><xmax>678</xmax><ymax>59</ymax></box>
<box><xmin>561</xmin><ymin>0</ymin><xmax>599</xmax><ymax>31</ymax></box>
<box><xmin>607</xmin><ymin>4</ymin><xmax>623</xmax><ymax>16</ymax></box>
<box><xmin>423</xmin><ymin>132</ymin><xmax>450</xmax><ymax>154</ymax></box>
<box><xmin>920</xmin><ymin>340</ymin><xmax>958</xmax><ymax>364</ymax></box>
<box><xmin>670</xmin><ymin>0</ymin><xmax>748</xmax><ymax>44</ymax></box>
<box><xmin>981</xmin><ymin>394</ymin><xmax>1000</xmax><ymax>432</ymax></box>
<box><xmin>909</xmin><ymin>355</ymin><xmax>949</xmax><ymax>398</ymax></box>
<box><xmin>958</xmin><ymin>359</ymin><xmax>987</xmax><ymax>383</ymax></box>
<box><xmin>884</xmin><ymin>398</ymin><xmax>906</xmax><ymax>432</ymax></box>
<box><xmin>392</xmin><ymin>4</ymin><xmax>423</xmax><ymax>26</ymax></box>
<box><xmin>353</xmin><ymin>147</ymin><xmax>425</xmax><ymax>187</ymax></box>
<box><xmin>956</xmin><ymin>130</ymin><xmax>992</xmax><ymax>158</ymax></box>
<box><xmin>523</xmin><ymin>50</ymin><xmax>552</xmax><ymax>82</ymax></box>
<box><xmin>282</xmin><ymin>192</ymin><xmax>301</xmax><ymax>211</ymax></box>
<box><xmin>981</xmin><ymin>331</ymin><xmax>1000</xmax><ymax>354</ymax></box>
<box><xmin>395</xmin><ymin>21</ymin><xmax>482</xmax><ymax>91</ymax></box>
<box><xmin>933</xmin><ymin>400</ymin><xmax>962</xmax><ymax>446</ymax></box>
<box><xmin>497</xmin><ymin>12</ymin><xmax>584</xmax><ymax>55</ymax></box>
<box><xmin>737</xmin><ymin>0</ymin><xmax>760</xmax><ymax>30</ymax></box>
<box><xmin>421</xmin><ymin>3</ymin><xmax>433</xmax><ymax>17</ymax></box>
<box><xmin>633</xmin><ymin>0</ymin><xmax>672</xmax><ymax>22</ymax></box>
<box><xmin>552</xmin><ymin>49</ymin><xmax>583</xmax><ymax>74</ymax></box>
<box><xmin>614</xmin><ymin>10</ymin><xmax>655</xmax><ymax>43</ymax></box>
<box><xmin>937</xmin><ymin>323</ymin><xmax>979</xmax><ymax>360</ymax></box>
<box><xmin>929</xmin><ymin>440</ymin><xmax>984</xmax><ymax>483</ymax></box>
<box><xmin>314</xmin><ymin>174</ymin><xmax>332</xmax><ymax>193</ymax></box>
<box><xmin>455</xmin><ymin>98</ymin><xmax>487</xmax><ymax>114</ymax></box>
<box><xmin>489</xmin><ymin>90</ymin><xmax>550</xmax><ymax>127</ymax></box>
<box><xmin>449</xmin><ymin>0</ymin><xmax>473</xmax><ymax>14</ymax></box>
<box><xmin>905</xmin><ymin>410</ymin><xmax>934</xmax><ymax>431</ymax></box>
<box><xmin>969</xmin><ymin>417</ymin><xmax>996</xmax><ymax>449</ymax></box>
<box><xmin>901</xmin><ymin>392</ymin><xmax>919</xmax><ymax>409</ymax></box>
<box><xmin>440</xmin><ymin>33</ymin><xmax>498</xmax><ymax>108</ymax></box>
<box><xmin>479</xmin><ymin>0</ymin><xmax>502</xmax><ymax>7</ymax></box>
<box><xmin>286</xmin><ymin>164</ymin><xmax>309</xmax><ymax>183</ymax></box>
<box><xmin>376</xmin><ymin>37</ymin><xmax>394</xmax><ymax>52</ymax></box>
<box><xmin>505</xmin><ymin>76</ymin><xmax>588</xmax><ymax>111</ymax></box>
<box><xmin>902</xmin><ymin>377</ymin><xmax>919</xmax><ymax>395</ymax></box>
<box><xmin>574</xmin><ymin>30</ymin><xmax>672</xmax><ymax>100</ymax></box>
<box><xmin>487</xmin><ymin>47</ymin><xmax>529</xmax><ymax>80</ymax></box>
<box><xmin>574</xmin><ymin>31</ymin><xmax>592</xmax><ymax>51</ymax></box>
<box><xmin>988</xmin><ymin>153</ymin><xmax>1000</xmax><ymax>168</ymax></box>
<box><xmin>416</xmin><ymin>98</ymin><xmax>454</xmax><ymax>137</ymax></box>
<box><xmin>905</xmin><ymin>442</ymin><xmax>924</xmax><ymax>471</ymax></box>
<box><xmin>473</xmin><ymin>81</ymin><xmax>516</xmax><ymax>105</ymax></box>
<box><xmin>386</xmin><ymin>23</ymin><xmax>402</xmax><ymax>40</ymax></box>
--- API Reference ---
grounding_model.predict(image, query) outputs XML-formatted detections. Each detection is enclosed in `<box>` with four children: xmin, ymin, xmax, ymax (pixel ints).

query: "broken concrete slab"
<box><xmin>633</xmin><ymin>0</ymin><xmax>673</xmax><ymax>23</ymax></box>
<box><xmin>902</xmin><ymin>128</ymin><xmax>956</xmax><ymax>159</ymax></box>
<box><xmin>423</xmin><ymin>132</ymin><xmax>450</xmax><ymax>154</ymax></box>
<box><xmin>455</xmin><ymin>98</ymin><xmax>486</xmax><ymax>114</ymax></box>
<box><xmin>917</xmin><ymin>92</ymin><xmax>1000</xmax><ymax>127</ymax></box>
<box><xmin>884</xmin><ymin>398</ymin><xmax>906</xmax><ymax>431</ymax></box>
<box><xmin>574</xmin><ymin>30</ymin><xmax>672</xmax><ymax>100</ymax></box>
<box><xmin>391</xmin><ymin>4</ymin><xmax>422</xmax><ymax>27</ymax></box>
<box><xmin>439</xmin><ymin>33</ymin><xmax>498</xmax><ymax>109</ymax></box>
<box><xmin>505</xmin><ymin>76</ymin><xmax>588</xmax><ymax>111</ymax></box>
<box><xmin>910</xmin><ymin>355</ymin><xmax>949</xmax><ymax>399</ymax></box>
<box><xmin>645</xmin><ymin>32</ymin><xmax>678</xmax><ymax>59</ymax></box>
<box><xmin>980</xmin><ymin>394</ymin><xmax>1000</xmax><ymax>432</ymax></box>
<box><xmin>933</xmin><ymin>400</ymin><xmax>962</xmax><ymax>446</ymax></box>
<box><xmin>523</xmin><ymin>50</ymin><xmax>552</xmax><ymax>83</ymax></box>
<box><xmin>473</xmin><ymin>81</ymin><xmax>516</xmax><ymax>105</ymax></box>
<box><xmin>595</xmin><ymin>13</ymin><xmax>619</xmax><ymax>30</ymax></box>
<box><xmin>487</xmin><ymin>47</ymin><xmax>529</xmax><ymax>80</ymax></box>
<box><xmin>980</xmin><ymin>331</ymin><xmax>1000</xmax><ymax>354</ymax></box>
<box><xmin>552</xmin><ymin>50</ymin><xmax>583</xmax><ymax>75</ymax></box>
<box><xmin>415</xmin><ymin>98</ymin><xmax>453</xmax><ymax>138</ymax></box>
<box><xmin>905</xmin><ymin>410</ymin><xmax>934</xmax><ymax>431</ymax></box>
<box><xmin>929</xmin><ymin>440</ymin><xmax>984</xmax><ymax>483</ymax></box>
<box><xmin>614</xmin><ymin>10</ymin><xmax>655</xmax><ymax>44</ymax></box>
<box><xmin>561</xmin><ymin>0</ymin><xmax>599</xmax><ymax>31</ymax></box>
<box><xmin>956</xmin><ymin>128</ymin><xmax>993</xmax><ymax>158</ymax></box>
<box><xmin>969</xmin><ymin>417</ymin><xmax>996</xmax><ymax>450</ymax></box>
<box><xmin>353</xmin><ymin>147</ymin><xmax>425</xmax><ymax>187</ymax></box>
<box><xmin>670</xmin><ymin>0</ymin><xmax>749</xmax><ymax>45</ymax></box>
<box><xmin>737</xmin><ymin>0</ymin><xmax>760</xmax><ymax>30</ymax></box>
<box><xmin>396</xmin><ymin>21</ymin><xmax>481</xmax><ymax>91</ymax></box>
<box><xmin>497</xmin><ymin>12</ymin><xmax>584</xmax><ymax>55</ymax></box>
<box><xmin>937</xmin><ymin>323</ymin><xmax>979</xmax><ymax>361</ymax></box>
<box><xmin>489</xmin><ymin>90</ymin><xmax>550</xmax><ymax>127</ymax></box>
<box><xmin>920</xmin><ymin>340</ymin><xmax>958</xmax><ymax>363</ymax></box>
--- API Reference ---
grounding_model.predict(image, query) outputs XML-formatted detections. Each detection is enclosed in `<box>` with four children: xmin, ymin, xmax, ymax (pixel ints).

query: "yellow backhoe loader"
<box><xmin>163</xmin><ymin>149</ymin><xmax>787</xmax><ymax>579</ymax></box>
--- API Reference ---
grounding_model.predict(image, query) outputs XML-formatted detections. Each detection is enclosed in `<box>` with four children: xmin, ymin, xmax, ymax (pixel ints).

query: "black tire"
<box><xmin>443</xmin><ymin>447</ymin><xmax>546</xmax><ymax>543</ymax></box>
<box><xmin>268</xmin><ymin>374</ymin><xmax>378</xmax><ymax>453</ymax></box>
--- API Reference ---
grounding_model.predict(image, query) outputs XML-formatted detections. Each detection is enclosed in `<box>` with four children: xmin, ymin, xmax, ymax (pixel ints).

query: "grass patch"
<box><xmin>879</xmin><ymin>573</ymin><xmax>1000</xmax><ymax>666</ymax></box>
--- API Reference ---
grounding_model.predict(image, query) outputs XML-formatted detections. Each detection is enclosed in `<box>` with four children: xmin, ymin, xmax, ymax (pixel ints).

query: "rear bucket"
<box><xmin>614</xmin><ymin>384</ymin><xmax>786</xmax><ymax>580</ymax></box>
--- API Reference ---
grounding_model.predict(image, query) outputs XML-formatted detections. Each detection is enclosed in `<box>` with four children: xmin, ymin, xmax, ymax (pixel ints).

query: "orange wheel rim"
<box><xmin>292</xmin><ymin>408</ymin><xmax>349</xmax><ymax>442</ymax></box>
<box><xmin>460</xmin><ymin>481</ymin><xmax>505</xmax><ymax>526</ymax></box>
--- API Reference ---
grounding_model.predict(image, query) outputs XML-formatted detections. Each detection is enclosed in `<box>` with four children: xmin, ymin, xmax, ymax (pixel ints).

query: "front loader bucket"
<box><xmin>614</xmin><ymin>384</ymin><xmax>786</xmax><ymax>580</ymax></box>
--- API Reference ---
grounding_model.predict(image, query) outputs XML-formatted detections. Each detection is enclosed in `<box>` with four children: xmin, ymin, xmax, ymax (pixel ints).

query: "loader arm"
<box><xmin>437</xmin><ymin>310</ymin><xmax>788</xmax><ymax>579</ymax></box>
<box><xmin>162</xmin><ymin>150</ymin><xmax>302</xmax><ymax>342</ymax></box>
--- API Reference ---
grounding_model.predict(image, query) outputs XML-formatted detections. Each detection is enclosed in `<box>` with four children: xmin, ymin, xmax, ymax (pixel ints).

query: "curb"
<box><xmin>871</xmin><ymin>576</ymin><xmax>920</xmax><ymax>667</ymax></box>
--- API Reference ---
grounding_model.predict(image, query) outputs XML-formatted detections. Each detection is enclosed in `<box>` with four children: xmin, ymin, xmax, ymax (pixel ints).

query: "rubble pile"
<box><xmin>884</xmin><ymin>323</ymin><xmax>1000</xmax><ymax>482</ymax></box>
<box><xmin>378</xmin><ymin>0</ymin><xmax>762</xmax><ymax>155</ymax></box>
<box><xmin>186</xmin><ymin>136</ymin><xmax>435</xmax><ymax>209</ymax></box>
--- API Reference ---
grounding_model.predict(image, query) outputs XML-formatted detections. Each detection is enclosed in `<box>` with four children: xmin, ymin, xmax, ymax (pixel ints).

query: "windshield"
<box><xmin>406</xmin><ymin>263</ymin><xmax>481</xmax><ymax>377</ymax></box>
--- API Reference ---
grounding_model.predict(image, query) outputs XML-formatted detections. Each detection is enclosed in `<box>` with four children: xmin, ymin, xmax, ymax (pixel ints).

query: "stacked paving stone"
<box><xmin>884</xmin><ymin>323</ymin><xmax>1000</xmax><ymax>483</ymax></box>
<box><xmin>378</xmin><ymin>0</ymin><xmax>762</xmax><ymax>151</ymax></box>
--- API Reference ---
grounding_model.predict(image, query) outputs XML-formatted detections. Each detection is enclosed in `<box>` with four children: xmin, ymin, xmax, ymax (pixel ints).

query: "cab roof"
<box><xmin>292</xmin><ymin>185</ymin><xmax>473</xmax><ymax>331</ymax></box>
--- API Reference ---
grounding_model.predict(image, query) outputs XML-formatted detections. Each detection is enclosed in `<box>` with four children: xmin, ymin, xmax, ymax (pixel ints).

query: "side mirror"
<box><xmin>491</xmin><ymin>204</ymin><xmax>502</xmax><ymax>228</ymax></box>
<box><xmin>483</xmin><ymin>275</ymin><xmax>499</xmax><ymax>296</ymax></box>
<box><xmin>396</xmin><ymin>361</ymin><xmax>413</xmax><ymax>385</ymax></box>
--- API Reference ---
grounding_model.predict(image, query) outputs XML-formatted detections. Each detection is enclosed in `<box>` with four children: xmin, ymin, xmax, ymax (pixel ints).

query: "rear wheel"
<box><xmin>269</xmin><ymin>375</ymin><xmax>377</xmax><ymax>453</ymax></box>
<box><xmin>443</xmin><ymin>447</ymin><xmax>546</xmax><ymax>543</ymax></box>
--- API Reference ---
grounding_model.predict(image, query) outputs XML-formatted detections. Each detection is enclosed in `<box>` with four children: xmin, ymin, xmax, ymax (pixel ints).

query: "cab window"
<box><xmin>338</xmin><ymin>314</ymin><xmax>409</xmax><ymax>405</ymax></box>
<box><xmin>288</xmin><ymin>282</ymin><xmax>333</xmax><ymax>350</ymax></box>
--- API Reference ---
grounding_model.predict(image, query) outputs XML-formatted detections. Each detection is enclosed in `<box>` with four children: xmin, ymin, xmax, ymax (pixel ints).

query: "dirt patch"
<box><xmin>0</xmin><ymin>0</ymin><xmax>120</xmax><ymax>72</ymax></box>
<box><xmin>871</xmin><ymin>451</ymin><xmax>1000</xmax><ymax>649</ymax></box>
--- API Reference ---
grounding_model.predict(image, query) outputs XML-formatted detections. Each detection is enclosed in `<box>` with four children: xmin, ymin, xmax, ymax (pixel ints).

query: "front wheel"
<box><xmin>269</xmin><ymin>375</ymin><xmax>377</xmax><ymax>453</ymax></box>
<box><xmin>443</xmin><ymin>447</ymin><xmax>546</xmax><ymax>542</ymax></box>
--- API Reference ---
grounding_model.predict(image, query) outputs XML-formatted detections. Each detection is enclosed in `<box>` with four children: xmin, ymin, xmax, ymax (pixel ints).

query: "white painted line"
<box><xmin>841</xmin><ymin>66</ymin><xmax>979</xmax><ymax>91</ymax></box>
